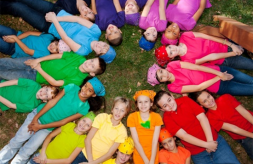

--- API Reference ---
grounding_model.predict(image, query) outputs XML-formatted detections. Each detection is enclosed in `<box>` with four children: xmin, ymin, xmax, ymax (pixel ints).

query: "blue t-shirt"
<box><xmin>48</xmin><ymin>10</ymin><xmax>101</xmax><ymax>56</ymax></box>
<box><xmin>95</xmin><ymin>0</ymin><xmax>125</xmax><ymax>31</ymax></box>
<box><xmin>37</xmin><ymin>84</ymin><xmax>90</xmax><ymax>131</ymax></box>
<box><xmin>119</xmin><ymin>0</ymin><xmax>147</xmax><ymax>9</ymax></box>
<box><xmin>12</xmin><ymin>32</ymin><xmax>54</xmax><ymax>58</ymax></box>
<box><xmin>55</xmin><ymin>0</ymin><xmax>91</xmax><ymax>15</ymax></box>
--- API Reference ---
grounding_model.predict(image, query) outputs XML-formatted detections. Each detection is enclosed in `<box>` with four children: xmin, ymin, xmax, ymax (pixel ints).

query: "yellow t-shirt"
<box><xmin>82</xmin><ymin>113</ymin><xmax>127</xmax><ymax>160</ymax></box>
<box><xmin>46</xmin><ymin>122</ymin><xmax>86</xmax><ymax>159</ymax></box>
<box><xmin>103</xmin><ymin>158</ymin><xmax>116</xmax><ymax>164</ymax></box>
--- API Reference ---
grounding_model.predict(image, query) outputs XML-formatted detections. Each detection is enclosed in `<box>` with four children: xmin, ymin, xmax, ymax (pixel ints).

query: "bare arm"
<box><xmin>235</xmin><ymin>105</ymin><xmax>253</xmax><ymax>124</ymax></box>
<box><xmin>34</xmin><ymin>63</ymin><xmax>64</xmax><ymax>87</ymax></box>
<box><xmin>196</xmin><ymin>113</ymin><xmax>213</xmax><ymax>142</ymax></box>
<box><xmin>195</xmin><ymin>52</ymin><xmax>236</xmax><ymax>65</ymax></box>
<box><xmin>91</xmin><ymin>0</ymin><xmax>97</xmax><ymax>14</ymax></box>
<box><xmin>175</xmin><ymin>128</ymin><xmax>217</xmax><ymax>151</ymax></box>
<box><xmin>0</xmin><ymin>96</ymin><xmax>16</xmax><ymax>109</ymax></box>
<box><xmin>113</xmin><ymin>0</ymin><xmax>122</xmax><ymax>12</ymax></box>
<box><xmin>17</xmin><ymin>31</ymin><xmax>41</xmax><ymax>40</ymax></box>
<box><xmin>185</xmin><ymin>156</ymin><xmax>191</xmax><ymax>164</ymax></box>
<box><xmin>130</xmin><ymin>127</ymin><xmax>149</xmax><ymax>163</ymax></box>
<box><xmin>0</xmin><ymin>79</ymin><xmax>18</xmax><ymax>87</ymax></box>
<box><xmin>149</xmin><ymin>126</ymin><xmax>161</xmax><ymax>164</ymax></box>
<box><xmin>159</xmin><ymin>0</ymin><xmax>166</xmax><ymax>20</ymax></box>
<box><xmin>141</xmin><ymin>0</ymin><xmax>155</xmax><ymax>17</ymax></box>
<box><xmin>45</xmin><ymin>12</ymin><xmax>81</xmax><ymax>52</ymax></box>
<box><xmin>222</xmin><ymin>123</ymin><xmax>253</xmax><ymax>138</ymax></box>
<box><xmin>192</xmin><ymin>0</ymin><xmax>206</xmax><ymax>22</ymax></box>
<box><xmin>85</xmin><ymin>127</ymin><xmax>98</xmax><ymax>162</ymax></box>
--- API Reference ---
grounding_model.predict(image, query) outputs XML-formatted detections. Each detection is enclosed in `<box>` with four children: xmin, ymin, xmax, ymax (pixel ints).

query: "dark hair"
<box><xmin>154</xmin><ymin>90</ymin><xmax>173</xmax><ymax>108</ymax></box>
<box><xmin>107</xmin><ymin>33</ymin><xmax>123</xmax><ymax>46</ymax></box>
<box><xmin>112</xmin><ymin>150</ymin><xmax>134</xmax><ymax>164</ymax></box>
<box><xmin>95</xmin><ymin>58</ymin><xmax>106</xmax><ymax>75</ymax></box>
<box><xmin>155</xmin><ymin>70</ymin><xmax>171</xmax><ymax>85</ymax></box>
<box><xmin>79</xmin><ymin>77</ymin><xmax>106</xmax><ymax>112</ymax></box>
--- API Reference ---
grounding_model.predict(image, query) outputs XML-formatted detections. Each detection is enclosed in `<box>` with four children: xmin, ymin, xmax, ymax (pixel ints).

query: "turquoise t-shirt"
<box><xmin>12</xmin><ymin>32</ymin><xmax>54</xmax><ymax>58</ymax></box>
<box><xmin>37</xmin><ymin>84</ymin><xmax>90</xmax><ymax>131</ymax></box>
<box><xmin>0</xmin><ymin>78</ymin><xmax>41</xmax><ymax>112</ymax></box>
<box><xmin>48</xmin><ymin>10</ymin><xmax>101</xmax><ymax>56</ymax></box>
<box><xmin>36</xmin><ymin>51</ymin><xmax>88</xmax><ymax>87</ymax></box>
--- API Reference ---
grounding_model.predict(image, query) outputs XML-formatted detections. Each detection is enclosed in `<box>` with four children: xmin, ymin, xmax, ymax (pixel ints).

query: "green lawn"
<box><xmin>0</xmin><ymin>0</ymin><xmax>253</xmax><ymax>163</ymax></box>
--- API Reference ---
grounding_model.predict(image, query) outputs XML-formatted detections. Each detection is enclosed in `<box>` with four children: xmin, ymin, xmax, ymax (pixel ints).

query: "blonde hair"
<box><xmin>112</xmin><ymin>97</ymin><xmax>132</xmax><ymax>116</ymax></box>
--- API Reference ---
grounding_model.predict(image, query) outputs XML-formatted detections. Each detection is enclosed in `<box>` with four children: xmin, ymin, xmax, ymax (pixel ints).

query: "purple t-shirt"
<box><xmin>139</xmin><ymin>0</ymin><xmax>168</xmax><ymax>32</ymax></box>
<box><xmin>55</xmin><ymin>0</ymin><xmax>91</xmax><ymax>15</ymax></box>
<box><xmin>166</xmin><ymin>0</ymin><xmax>212</xmax><ymax>30</ymax></box>
<box><xmin>95</xmin><ymin>0</ymin><xmax>125</xmax><ymax>31</ymax></box>
<box><xmin>119</xmin><ymin>0</ymin><xmax>147</xmax><ymax>9</ymax></box>
<box><xmin>166</xmin><ymin>61</ymin><xmax>220</xmax><ymax>94</ymax></box>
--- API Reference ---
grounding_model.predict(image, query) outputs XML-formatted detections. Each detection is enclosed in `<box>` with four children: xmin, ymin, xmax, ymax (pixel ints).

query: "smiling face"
<box><xmin>125</xmin><ymin>0</ymin><xmax>139</xmax><ymax>14</ymax></box>
<box><xmin>156</xmin><ymin>69</ymin><xmax>172</xmax><ymax>83</ymax></box>
<box><xmin>165</xmin><ymin>45</ymin><xmax>180</xmax><ymax>59</ymax></box>
<box><xmin>111</xmin><ymin>101</ymin><xmax>127</xmax><ymax>122</ymax></box>
<box><xmin>36</xmin><ymin>86</ymin><xmax>54</xmax><ymax>102</ymax></box>
<box><xmin>76</xmin><ymin>117</ymin><xmax>92</xmax><ymax>134</ymax></box>
<box><xmin>161</xmin><ymin>137</ymin><xmax>177</xmax><ymax>152</ymax></box>
<box><xmin>197</xmin><ymin>91</ymin><xmax>217</xmax><ymax>109</ymax></box>
<box><xmin>91</xmin><ymin>41</ymin><xmax>110</xmax><ymax>55</ymax></box>
<box><xmin>144</xmin><ymin>27</ymin><xmax>157</xmax><ymax>42</ymax></box>
<box><xmin>79</xmin><ymin>5</ymin><xmax>95</xmax><ymax>21</ymax></box>
<box><xmin>164</xmin><ymin>22</ymin><xmax>180</xmax><ymax>40</ymax></box>
<box><xmin>136</xmin><ymin>95</ymin><xmax>152</xmax><ymax>113</ymax></box>
<box><xmin>116</xmin><ymin>151</ymin><xmax>131</xmax><ymax>164</ymax></box>
<box><xmin>81</xmin><ymin>58</ymin><xmax>100</xmax><ymax>76</ymax></box>
<box><xmin>157</xmin><ymin>94</ymin><xmax>177</xmax><ymax>112</ymax></box>
<box><xmin>79</xmin><ymin>82</ymin><xmax>96</xmax><ymax>99</ymax></box>
<box><xmin>47</xmin><ymin>40</ymin><xmax>59</xmax><ymax>54</ymax></box>
<box><xmin>105</xmin><ymin>24</ymin><xmax>122</xmax><ymax>41</ymax></box>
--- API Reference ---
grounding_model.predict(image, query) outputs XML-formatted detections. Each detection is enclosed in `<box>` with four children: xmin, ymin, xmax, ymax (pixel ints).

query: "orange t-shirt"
<box><xmin>127</xmin><ymin>112</ymin><xmax>163</xmax><ymax>164</ymax></box>
<box><xmin>159</xmin><ymin>146</ymin><xmax>191</xmax><ymax>164</ymax></box>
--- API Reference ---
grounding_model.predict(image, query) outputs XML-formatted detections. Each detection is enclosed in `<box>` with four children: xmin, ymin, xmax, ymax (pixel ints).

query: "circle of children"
<box><xmin>0</xmin><ymin>0</ymin><xmax>253</xmax><ymax>163</ymax></box>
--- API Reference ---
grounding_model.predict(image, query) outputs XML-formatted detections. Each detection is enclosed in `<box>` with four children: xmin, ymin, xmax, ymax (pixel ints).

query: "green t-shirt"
<box><xmin>36</xmin><ymin>51</ymin><xmax>88</xmax><ymax>87</ymax></box>
<box><xmin>37</xmin><ymin>84</ymin><xmax>90</xmax><ymax>131</ymax></box>
<box><xmin>45</xmin><ymin>122</ymin><xmax>86</xmax><ymax>159</ymax></box>
<box><xmin>0</xmin><ymin>78</ymin><xmax>41</xmax><ymax>113</ymax></box>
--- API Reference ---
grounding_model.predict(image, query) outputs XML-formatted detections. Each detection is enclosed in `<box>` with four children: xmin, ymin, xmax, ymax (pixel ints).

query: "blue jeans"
<box><xmin>222</xmin><ymin>56</ymin><xmax>253</xmax><ymax>70</ymax></box>
<box><xmin>71</xmin><ymin>151</ymin><xmax>88</xmax><ymax>164</ymax></box>
<box><xmin>191</xmin><ymin>135</ymin><xmax>240</xmax><ymax>164</ymax></box>
<box><xmin>0</xmin><ymin>25</ymin><xmax>17</xmax><ymax>55</ymax></box>
<box><xmin>0</xmin><ymin>0</ymin><xmax>58</xmax><ymax>32</ymax></box>
<box><xmin>236</xmin><ymin>137</ymin><xmax>253</xmax><ymax>160</ymax></box>
<box><xmin>0</xmin><ymin>109</ymin><xmax>51</xmax><ymax>164</ymax></box>
<box><xmin>0</xmin><ymin>57</ymin><xmax>37</xmax><ymax>81</ymax></box>
<box><xmin>217</xmin><ymin>66</ymin><xmax>253</xmax><ymax>96</ymax></box>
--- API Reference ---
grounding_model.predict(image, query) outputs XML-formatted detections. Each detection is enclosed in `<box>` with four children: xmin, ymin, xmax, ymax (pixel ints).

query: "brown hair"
<box><xmin>135</xmin><ymin>97</ymin><xmax>157</xmax><ymax>112</ymax></box>
<box><xmin>41</xmin><ymin>85</ymin><xmax>60</xmax><ymax>100</ymax></box>
<box><xmin>107</xmin><ymin>33</ymin><xmax>123</xmax><ymax>46</ymax></box>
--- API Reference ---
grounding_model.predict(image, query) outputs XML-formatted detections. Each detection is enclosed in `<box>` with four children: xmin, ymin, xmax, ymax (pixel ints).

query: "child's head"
<box><xmin>116</xmin><ymin>137</ymin><xmax>134</xmax><ymax>164</ymax></box>
<box><xmin>79</xmin><ymin>5</ymin><xmax>95</xmax><ymax>22</ymax></box>
<box><xmin>47</xmin><ymin>39</ymin><xmax>71</xmax><ymax>54</ymax></box>
<box><xmin>111</xmin><ymin>97</ymin><xmax>131</xmax><ymax>122</ymax></box>
<box><xmin>154</xmin><ymin>90</ymin><xmax>177</xmax><ymax>112</ymax></box>
<box><xmin>125</xmin><ymin>0</ymin><xmax>140</xmax><ymax>26</ymax></box>
<box><xmin>159</xmin><ymin>128</ymin><xmax>177</xmax><ymax>152</ymax></box>
<box><xmin>76</xmin><ymin>111</ymin><xmax>96</xmax><ymax>134</ymax></box>
<box><xmin>161</xmin><ymin>22</ymin><xmax>180</xmax><ymax>45</ymax></box>
<box><xmin>139</xmin><ymin>27</ymin><xmax>157</xmax><ymax>51</ymax></box>
<box><xmin>36</xmin><ymin>85</ymin><xmax>60</xmax><ymax>102</ymax></box>
<box><xmin>147</xmin><ymin>63</ymin><xmax>162</xmax><ymax>86</ymax></box>
<box><xmin>105</xmin><ymin>24</ymin><xmax>123</xmax><ymax>46</ymax></box>
<box><xmin>133</xmin><ymin>90</ymin><xmax>156</xmax><ymax>112</ymax></box>
<box><xmin>91</xmin><ymin>41</ymin><xmax>116</xmax><ymax>63</ymax></box>
<box><xmin>188</xmin><ymin>90</ymin><xmax>217</xmax><ymax>110</ymax></box>
<box><xmin>155</xmin><ymin>45</ymin><xmax>181</xmax><ymax>67</ymax></box>
<box><xmin>81</xmin><ymin>57</ymin><xmax>106</xmax><ymax>76</ymax></box>
<box><xmin>79</xmin><ymin>77</ymin><xmax>105</xmax><ymax>99</ymax></box>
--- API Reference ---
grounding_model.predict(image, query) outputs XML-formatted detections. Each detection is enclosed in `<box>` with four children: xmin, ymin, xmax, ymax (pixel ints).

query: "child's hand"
<box><xmin>231</xmin><ymin>44</ymin><xmax>244</xmax><ymax>56</ymax></box>
<box><xmin>24</xmin><ymin>59</ymin><xmax>39</xmax><ymax>69</ymax></box>
<box><xmin>28</xmin><ymin>119</ymin><xmax>39</xmax><ymax>133</ymax></box>
<box><xmin>33</xmin><ymin>154</ymin><xmax>47</xmax><ymax>164</ymax></box>
<box><xmin>30</xmin><ymin>121</ymin><xmax>42</xmax><ymax>132</ymax></box>
<box><xmin>2</xmin><ymin>35</ymin><xmax>17</xmax><ymax>43</ymax></box>
<box><xmin>45</xmin><ymin>12</ymin><xmax>57</xmax><ymax>23</ymax></box>
<box><xmin>219</xmin><ymin>71</ymin><xmax>233</xmax><ymax>81</ymax></box>
<box><xmin>206</xmin><ymin>140</ymin><xmax>218</xmax><ymax>152</ymax></box>
<box><xmin>34</xmin><ymin>63</ymin><xmax>41</xmax><ymax>70</ymax></box>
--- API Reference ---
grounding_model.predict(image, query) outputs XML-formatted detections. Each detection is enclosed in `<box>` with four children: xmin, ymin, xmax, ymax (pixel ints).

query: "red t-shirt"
<box><xmin>163</xmin><ymin>97</ymin><xmax>218</xmax><ymax>155</ymax></box>
<box><xmin>206</xmin><ymin>94</ymin><xmax>253</xmax><ymax>140</ymax></box>
<box><xmin>179</xmin><ymin>32</ymin><xmax>227</xmax><ymax>65</ymax></box>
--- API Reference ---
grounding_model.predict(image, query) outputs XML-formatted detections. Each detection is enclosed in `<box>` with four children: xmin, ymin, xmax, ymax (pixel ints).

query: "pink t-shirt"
<box><xmin>165</xmin><ymin>0</ymin><xmax>212</xmax><ymax>30</ymax></box>
<box><xmin>139</xmin><ymin>0</ymin><xmax>168</xmax><ymax>32</ymax></box>
<box><xmin>179</xmin><ymin>32</ymin><xmax>228</xmax><ymax>65</ymax></box>
<box><xmin>166</xmin><ymin>61</ymin><xmax>220</xmax><ymax>93</ymax></box>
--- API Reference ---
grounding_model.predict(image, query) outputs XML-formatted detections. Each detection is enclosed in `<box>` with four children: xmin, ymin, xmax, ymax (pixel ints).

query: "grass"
<box><xmin>0</xmin><ymin>0</ymin><xmax>253</xmax><ymax>163</ymax></box>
